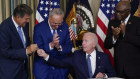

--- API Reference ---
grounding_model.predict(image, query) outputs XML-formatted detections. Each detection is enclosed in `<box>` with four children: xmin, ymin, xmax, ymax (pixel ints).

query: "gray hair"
<box><xmin>49</xmin><ymin>8</ymin><xmax>64</xmax><ymax>17</ymax></box>
<box><xmin>84</xmin><ymin>32</ymin><xmax>98</xmax><ymax>44</ymax></box>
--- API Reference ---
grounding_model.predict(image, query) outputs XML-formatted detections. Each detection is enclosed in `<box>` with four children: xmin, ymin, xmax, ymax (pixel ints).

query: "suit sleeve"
<box><xmin>47</xmin><ymin>55</ymin><xmax>73</xmax><ymax>68</ymax></box>
<box><xmin>0</xmin><ymin>24</ymin><xmax>27</xmax><ymax>60</ymax></box>
<box><xmin>33</xmin><ymin>25</ymin><xmax>44</xmax><ymax>49</ymax></box>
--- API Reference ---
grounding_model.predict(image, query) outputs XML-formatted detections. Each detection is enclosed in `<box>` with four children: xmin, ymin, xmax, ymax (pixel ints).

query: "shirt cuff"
<box><xmin>45</xmin><ymin>55</ymin><xmax>49</xmax><ymax>61</ymax></box>
<box><xmin>104</xmin><ymin>73</ymin><xmax>108</xmax><ymax>78</ymax></box>
<box><xmin>112</xmin><ymin>36</ymin><xmax>117</xmax><ymax>44</ymax></box>
<box><xmin>26</xmin><ymin>49</ymin><xmax>27</xmax><ymax>56</ymax></box>
<box><xmin>58</xmin><ymin>45</ymin><xmax>62</xmax><ymax>51</ymax></box>
<box><xmin>49</xmin><ymin>43</ymin><xmax>54</xmax><ymax>50</ymax></box>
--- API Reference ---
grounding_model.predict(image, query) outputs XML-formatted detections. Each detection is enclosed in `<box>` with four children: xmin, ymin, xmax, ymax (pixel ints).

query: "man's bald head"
<box><xmin>116</xmin><ymin>1</ymin><xmax>131</xmax><ymax>11</ymax></box>
<box><xmin>116</xmin><ymin>1</ymin><xmax>131</xmax><ymax>21</ymax></box>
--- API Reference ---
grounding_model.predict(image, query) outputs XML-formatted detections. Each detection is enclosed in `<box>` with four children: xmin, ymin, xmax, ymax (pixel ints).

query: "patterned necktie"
<box><xmin>18</xmin><ymin>26</ymin><xmax>26</xmax><ymax>48</ymax></box>
<box><xmin>87</xmin><ymin>54</ymin><xmax>92</xmax><ymax>78</ymax></box>
<box><xmin>52</xmin><ymin>29</ymin><xmax>55</xmax><ymax>36</ymax></box>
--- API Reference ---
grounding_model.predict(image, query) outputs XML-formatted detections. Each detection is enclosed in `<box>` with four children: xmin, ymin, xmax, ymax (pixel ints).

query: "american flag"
<box><xmin>65</xmin><ymin>3</ymin><xmax>78</xmax><ymax>40</ymax></box>
<box><xmin>35</xmin><ymin>0</ymin><xmax>60</xmax><ymax>25</ymax></box>
<box><xmin>96</xmin><ymin>0</ymin><xmax>120</xmax><ymax>65</ymax></box>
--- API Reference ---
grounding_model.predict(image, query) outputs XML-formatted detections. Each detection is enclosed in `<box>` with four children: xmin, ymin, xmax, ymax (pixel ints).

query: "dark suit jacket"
<box><xmin>104</xmin><ymin>15</ymin><xmax>140</xmax><ymax>77</ymax></box>
<box><xmin>33</xmin><ymin>20</ymin><xmax>73</xmax><ymax>79</ymax></box>
<box><xmin>0</xmin><ymin>17</ymin><xmax>30</xmax><ymax>79</ymax></box>
<box><xmin>47</xmin><ymin>49</ymin><xmax>116</xmax><ymax>79</ymax></box>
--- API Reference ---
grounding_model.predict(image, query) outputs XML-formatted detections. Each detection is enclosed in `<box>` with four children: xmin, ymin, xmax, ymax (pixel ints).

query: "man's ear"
<box><xmin>93</xmin><ymin>42</ymin><xmax>97</xmax><ymax>48</ymax></box>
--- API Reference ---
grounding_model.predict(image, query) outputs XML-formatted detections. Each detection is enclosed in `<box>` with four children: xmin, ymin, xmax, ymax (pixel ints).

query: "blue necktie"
<box><xmin>52</xmin><ymin>29</ymin><xmax>55</xmax><ymax>36</ymax></box>
<box><xmin>18</xmin><ymin>26</ymin><xmax>26</xmax><ymax>48</ymax></box>
<box><xmin>87</xmin><ymin>54</ymin><xmax>92</xmax><ymax>78</ymax></box>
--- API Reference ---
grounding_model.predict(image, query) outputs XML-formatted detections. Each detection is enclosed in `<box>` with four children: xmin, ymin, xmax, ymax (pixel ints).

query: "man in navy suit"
<box><xmin>37</xmin><ymin>32</ymin><xmax>116</xmax><ymax>79</ymax></box>
<box><xmin>0</xmin><ymin>4</ymin><xmax>38</xmax><ymax>79</ymax></box>
<box><xmin>33</xmin><ymin>8</ymin><xmax>73</xmax><ymax>79</ymax></box>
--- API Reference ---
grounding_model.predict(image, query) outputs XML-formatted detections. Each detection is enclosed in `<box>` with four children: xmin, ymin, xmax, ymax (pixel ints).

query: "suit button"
<box><xmin>51</xmin><ymin>66</ymin><xmax>55</xmax><ymax>70</ymax></box>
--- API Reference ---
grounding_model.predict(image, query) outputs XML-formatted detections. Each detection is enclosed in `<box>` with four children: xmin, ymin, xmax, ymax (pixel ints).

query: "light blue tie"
<box><xmin>87</xmin><ymin>54</ymin><xmax>92</xmax><ymax>78</ymax></box>
<box><xmin>18</xmin><ymin>26</ymin><xmax>26</xmax><ymax>48</ymax></box>
<box><xmin>52</xmin><ymin>29</ymin><xmax>55</xmax><ymax>36</ymax></box>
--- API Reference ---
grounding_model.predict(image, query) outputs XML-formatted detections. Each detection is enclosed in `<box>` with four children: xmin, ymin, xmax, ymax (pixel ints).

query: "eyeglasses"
<box><xmin>115</xmin><ymin>9</ymin><xmax>130</xmax><ymax>14</ymax></box>
<box><xmin>52</xmin><ymin>22</ymin><xmax>62</xmax><ymax>26</ymax></box>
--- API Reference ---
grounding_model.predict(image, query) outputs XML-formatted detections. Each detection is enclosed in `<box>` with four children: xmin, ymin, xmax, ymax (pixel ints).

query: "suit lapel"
<box><xmin>8</xmin><ymin>17</ymin><xmax>24</xmax><ymax>47</ymax></box>
<box><xmin>126</xmin><ymin>15</ymin><xmax>133</xmax><ymax>30</ymax></box>
<box><xmin>93</xmin><ymin>51</ymin><xmax>101</xmax><ymax>77</ymax></box>
<box><xmin>80</xmin><ymin>51</ymin><xmax>90</xmax><ymax>77</ymax></box>
<box><xmin>57</xmin><ymin>26</ymin><xmax>63</xmax><ymax>44</ymax></box>
<box><xmin>126</xmin><ymin>15</ymin><xmax>132</xmax><ymax>25</ymax></box>
<box><xmin>43</xmin><ymin>20</ymin><xmax>53</xmax><ymax>42</ymax></box>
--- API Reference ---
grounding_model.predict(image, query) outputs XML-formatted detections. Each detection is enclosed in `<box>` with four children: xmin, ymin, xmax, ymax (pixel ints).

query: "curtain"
<box><xmin>0</xmin><ymin>0</ymin><xmax>38</xmax><ymax>79</ymax></box>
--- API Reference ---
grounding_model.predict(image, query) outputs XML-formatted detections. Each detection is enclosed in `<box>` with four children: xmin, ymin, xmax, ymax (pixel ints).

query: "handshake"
<box><xmin>26</xmin><ymin>44</ymin><xmax>48</xmax><ymax>58</ymax></box>
<box><xmin>37</xmin><ymin>49</ymin><xmax>48</xmax><ymax>59</ymax></box>
<box><xmin>26</xmin><ymin>44</ymin><xmax>38</xmax><ymax>55</ymax></box>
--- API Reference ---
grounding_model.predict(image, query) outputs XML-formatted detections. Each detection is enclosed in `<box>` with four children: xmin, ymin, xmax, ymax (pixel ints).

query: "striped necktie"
<box><xmin>87</xmin><ymin>54</ymin><xmax>92</xmax><ymax>78</ymax></box>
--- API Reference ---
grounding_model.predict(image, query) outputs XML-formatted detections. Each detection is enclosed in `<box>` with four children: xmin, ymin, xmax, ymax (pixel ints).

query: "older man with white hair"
<box><xmin>37</xmin><ymin>32</ymin><xmax>116</xmax><ymax>79</ymax></box>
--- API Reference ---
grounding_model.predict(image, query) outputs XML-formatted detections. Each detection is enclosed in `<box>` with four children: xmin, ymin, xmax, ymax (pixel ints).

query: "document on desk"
<box><xmin>88</xmin><ymin>77</ymin><xmax>124</xmax><ymax>79</ymax></box>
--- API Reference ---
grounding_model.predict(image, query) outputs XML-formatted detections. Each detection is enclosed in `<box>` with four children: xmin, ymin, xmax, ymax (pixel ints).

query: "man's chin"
<box><xmin>117</xmin><ymin>17</ymin><xmax>122</xmax><ymax>21</ymax></box>
<box><xmin>83</xmin><ymin>49</ymin><xmax>86</xmax><ymax>52</ymax></box>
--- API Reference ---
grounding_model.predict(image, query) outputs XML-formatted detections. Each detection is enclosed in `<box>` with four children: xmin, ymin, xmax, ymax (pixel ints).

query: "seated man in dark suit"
<box><xmin>37</xmin><ymin>32</ymin><xmax>116</xmax><ymax>79</ymax></box>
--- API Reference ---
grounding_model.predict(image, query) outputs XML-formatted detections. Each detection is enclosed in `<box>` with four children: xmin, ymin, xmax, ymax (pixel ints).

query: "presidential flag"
<box><xmin>65</xmin><ymin>0</ymin><xmax>78</xmax><ymax>40</ymax></box>
<box><xmin>96</xmin><ymin>0</ymin><xmax>121</xmax><ymax>65</ymax></box>
<box><xmin>35</xmin><ymin>0</ymin><xmax>60</xmax><ymax>25</ymax></box>
<box><xmin>65</xmin><ymin>0</ymin><xmax>94</xmax><ymax>41</ymax></box>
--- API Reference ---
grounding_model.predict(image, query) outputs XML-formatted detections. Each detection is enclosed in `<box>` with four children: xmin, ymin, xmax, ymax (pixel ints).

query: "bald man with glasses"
<box><xmin>104</xmin><ymin>1</ymin><xmax>140</xmax><ymax>78</ymax></box>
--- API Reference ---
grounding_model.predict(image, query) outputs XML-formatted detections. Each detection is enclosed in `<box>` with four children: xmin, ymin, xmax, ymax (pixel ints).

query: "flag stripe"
<box><xmin>35</xmin><ymin>11</ymin><xmax>44</xmax><ymax>24</ymax></box>
<box><xmin>97</xmin><ymin>17</ymin><xmax>108</xmax><ymax>35</ymax></box>
<box><xmin>96</xmin><ymin>25</ymin><xmax>106</xmax><ymax>41</ymax></box>
<box><xmin>97</xmin><ymin>9</ymin><xmax>109</xmax><ymax>27</ymax></box>
<box><xmin>69</xmin><ymin>28</ymin><xmax>78</xmax><ymax>40</ymax></box>
<box><xmin>96</xmin><ymin>0</ymin><xmax>120</xmax><ymax>66</ymax></box>
<box><xmin>35</xmin><ymin>19</ymin><xmax>39</xmax><ymax>25</ymax></box>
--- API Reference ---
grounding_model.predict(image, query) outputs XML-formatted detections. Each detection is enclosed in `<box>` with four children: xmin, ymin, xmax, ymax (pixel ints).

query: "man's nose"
<box><xmin>55</xmin><ymin>25</ymin><xmax>59</xmax><ymax>29</ymax></box>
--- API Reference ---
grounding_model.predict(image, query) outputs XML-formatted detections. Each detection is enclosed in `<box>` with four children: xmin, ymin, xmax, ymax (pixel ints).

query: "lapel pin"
<box><xmin>60</xmin><ymin>30</ymin><xmax>62</xmax><ymax>32</ymax></box>
<box><xmin>98</xmin><ymin>57</ymin><xmax>100</xmax><ymax>59</ymax></box>
<box><xmin>128</xmin><ymin>22</ymin><xmax>131</xmax><ymax>24</ymax></box>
